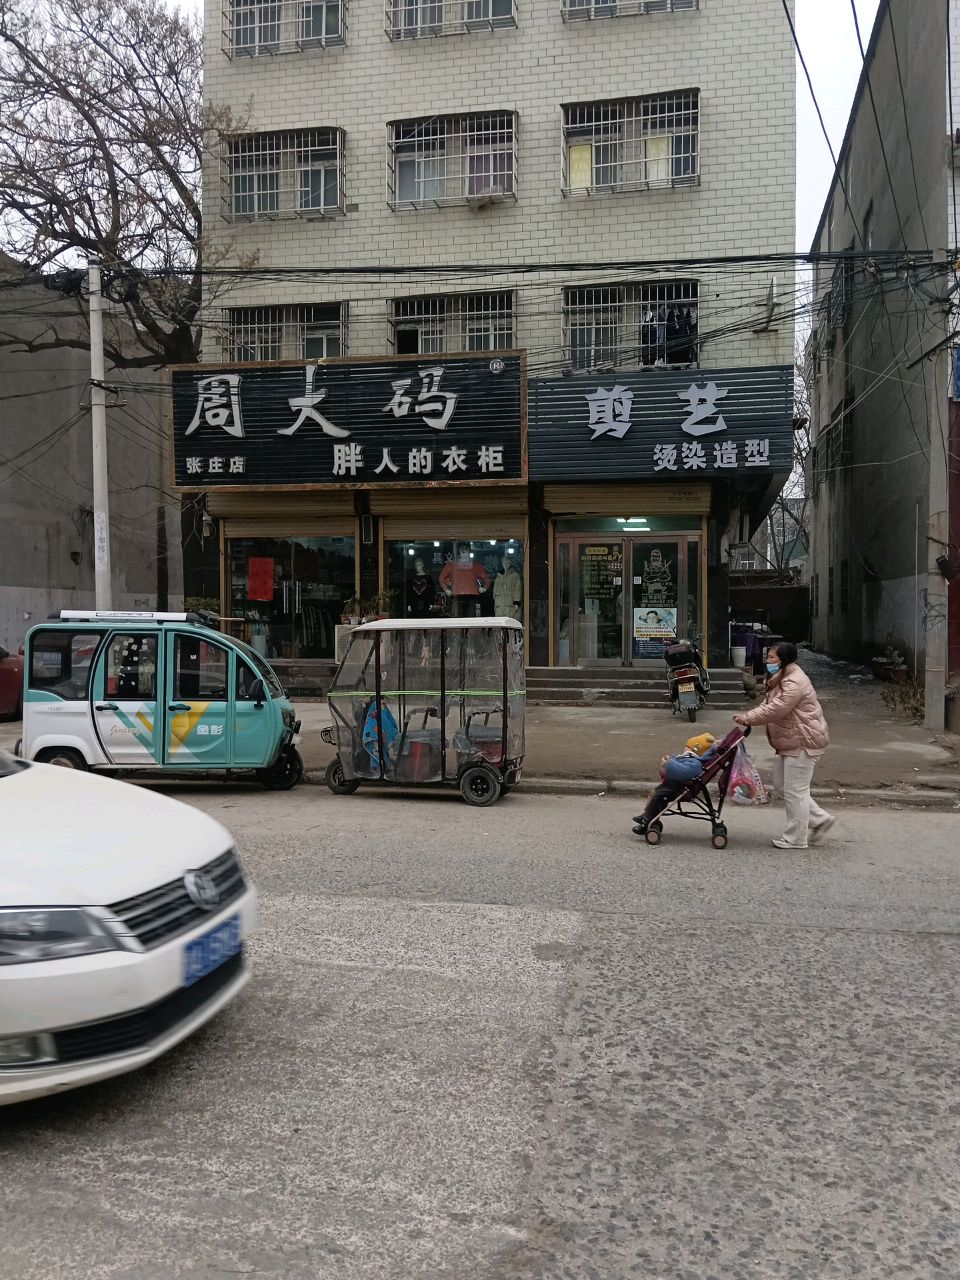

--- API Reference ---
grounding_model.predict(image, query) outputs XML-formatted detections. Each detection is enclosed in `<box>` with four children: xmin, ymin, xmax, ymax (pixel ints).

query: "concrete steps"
<box><xmin>525</xmin><ymin>665</ymin><xmax>748</xmax><ymax>709</ymax></box>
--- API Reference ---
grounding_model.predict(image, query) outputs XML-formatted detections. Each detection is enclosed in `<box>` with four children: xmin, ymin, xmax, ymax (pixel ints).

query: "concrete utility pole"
<box><xmin>88</xmin><ymin>259</ymin><xmax>112</xmax><ymax>609</ymax></box>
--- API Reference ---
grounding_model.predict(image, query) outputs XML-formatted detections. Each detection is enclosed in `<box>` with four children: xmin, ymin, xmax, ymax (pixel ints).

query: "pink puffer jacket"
<box><xmin>739</xmin><ymin>665</ymin><xmax>829</xmax><ymax>757</ymax></box>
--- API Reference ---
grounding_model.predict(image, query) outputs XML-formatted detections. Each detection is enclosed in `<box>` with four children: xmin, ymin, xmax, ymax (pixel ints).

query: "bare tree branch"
<box><xmin>0</xmin><ymin>0</ymin><xmax>251</xmax><ymax>366</ymax></box>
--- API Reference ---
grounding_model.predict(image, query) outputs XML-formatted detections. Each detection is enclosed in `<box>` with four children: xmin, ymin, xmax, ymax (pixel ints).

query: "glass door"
<box><xmin>555</xmin><ymin>534</ymin><xmax>701</xmax><ymax>666</ymax></box>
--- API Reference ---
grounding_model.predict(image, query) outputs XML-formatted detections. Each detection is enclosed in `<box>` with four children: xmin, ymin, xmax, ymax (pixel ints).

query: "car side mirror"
<box><xmin>251</xmin><ymin>678</ymin><xmax>267</xmax><ymax>708</ymax></box>
<box><xmin>0</xmin><ymin>646</ymin><xmax>8</xmax><ymax>660</ymax></box>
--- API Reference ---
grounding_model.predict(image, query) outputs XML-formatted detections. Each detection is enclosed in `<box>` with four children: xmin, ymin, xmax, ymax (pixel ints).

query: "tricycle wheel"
<box><xmin>686</xmin><ymin>707</ymin><xmax>697</xmax><ymax>723</ymax></box>
<box><xmin>325</xmin><ymin>758</ymin><xmax>360</xmax><ymax>795</ymax></box>
<box><xmin>460</xmin><ymin>764</ymin><xmax>502</xmax><ymax>807</ymax></box>
<box><xmin>36</xmin><ymin>746</ymin><xmax>87</xmax><ymax>770</ymax></box>
<box><xmin>258</xmin><ymin>746</ymin><xmax>303</xmax><ymax>791</ymax></box>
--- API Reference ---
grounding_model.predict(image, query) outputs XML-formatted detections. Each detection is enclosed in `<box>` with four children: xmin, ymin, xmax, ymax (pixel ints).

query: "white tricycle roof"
<box><xmin>350</xmin><ymin>617</ymin><xmax>523</xmax><ymax>633</ymax></box>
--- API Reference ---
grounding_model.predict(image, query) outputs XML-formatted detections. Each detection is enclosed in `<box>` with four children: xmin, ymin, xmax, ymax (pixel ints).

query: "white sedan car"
<box><xmin>0</xmin><ymin>751</ymin><xmax>256</xmax><ymax>1105</ymax></box>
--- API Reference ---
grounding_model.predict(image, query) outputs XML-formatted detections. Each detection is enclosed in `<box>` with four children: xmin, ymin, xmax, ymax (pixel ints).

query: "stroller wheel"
<box><xmin>711</xmin><ymin>824</ymin><xmax>728</xmax><ymax>850</ymax></box>
<box><xmin>645</xmin><ymin>827</ymin><xmax>662</xmax><ymax>845</ymax></box>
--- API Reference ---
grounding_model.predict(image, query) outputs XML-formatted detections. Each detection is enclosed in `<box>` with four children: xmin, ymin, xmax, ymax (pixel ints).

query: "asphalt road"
<box><xmin>3</xmin><ymin>786</ymin><xmax>960</xmax><ymax>1279</ymax></box>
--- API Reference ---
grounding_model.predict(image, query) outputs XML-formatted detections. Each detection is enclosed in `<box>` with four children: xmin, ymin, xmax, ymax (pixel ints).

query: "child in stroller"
<box><xmin>633</xmin><ymin>732</ymin><xmax>718</xmax><ymax>829</ymax></box>
<box><xmin>632</xmin><ymin>727</ymin><xmax>750</xmax><ymax>849</ymax></box>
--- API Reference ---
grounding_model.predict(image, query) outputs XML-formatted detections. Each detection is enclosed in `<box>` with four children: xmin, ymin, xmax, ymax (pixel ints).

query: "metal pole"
<box><xmin>88</xmin><ymin>259</ymin><xmax>112</xmax><ymax>609</ymax></box>
<box><xmin>915</xmin><ymin>501</ymin><xmax>920</xmax><ymax>681</ymax></box>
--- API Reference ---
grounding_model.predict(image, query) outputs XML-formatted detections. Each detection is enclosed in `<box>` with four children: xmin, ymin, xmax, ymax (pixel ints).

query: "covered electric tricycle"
<box><xmin>320</xmin><ymin>618</ymin><xmax>525</xmax><ymax>806</ymax></box>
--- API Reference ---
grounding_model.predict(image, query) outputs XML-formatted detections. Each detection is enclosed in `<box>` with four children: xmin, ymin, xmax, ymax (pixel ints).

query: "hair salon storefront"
<box><xmin>174</xmin><ymin>356</ymin><xmax>793</xmax><ymax>671</ymax></box>
<box><xmin>172</xmin><ymin>354</ymin><xmax>529</xmax><ymax>664</ymax></box>
<box><xmin>526</xmin><ymin>365</ymin><xmax>795</xmax><ymax>667</ymax></box>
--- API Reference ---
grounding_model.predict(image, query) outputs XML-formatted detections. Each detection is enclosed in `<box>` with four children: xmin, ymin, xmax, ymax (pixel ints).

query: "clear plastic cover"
<box><xmin>328</xmin><ymin>624</ymin><xmax>525</xmax><ymax>784</ymax></box>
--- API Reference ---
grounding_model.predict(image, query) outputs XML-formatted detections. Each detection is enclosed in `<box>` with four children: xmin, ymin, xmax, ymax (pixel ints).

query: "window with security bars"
<box><xmin>385</xmin><ymin>0</ymin><xmax>514</xmax><ymax>38</ymax></box>
<box><xmin>562</xmin><ymin>282</ymin><xmax>698</xmax><ymax>369</ymax></box>
<box><xmin>563</xmin><ymin>0</ymin><xmax>696</xmax><ymax>21</ymax></box>
<box><xmin>223</xmin><ymin>130</ymin><xmax>345</xmax><ymax>219</ymax></box>
<box><xmin>388</xmin><ymin>114</ymin><xmax>516</xmax><ymax>207</ymax></box>
<box><xmin>223</xmin><ymin>304</ymin><xmax>347</xmax><ymax>361</ymax></box>
<box><xmin>840</xmin><ymin>559</ymin><xmax>849</xmax><ymax>615</ymax></box>
<box><xmin>562</xmin><ymin>93</ymin><xmax>699</xmax><ymax>194</ymax></box>
<box><xmin>811</xmin><ymin>573</ymin><xmax>819</xmax><ymax>619</ymax></box>
<box><xmin>828</xmin><ymin>565</ymin><xmax>835</xmax><ymax>616</ymax></box>
<box><xmin>225</xmin><ymin>0</ymin><xmax>345</xmax><ymax>54</ymax></box>
<box><xmin>391</xmin><ymin>294</ymin><xmax>514</xmax><ymax>353</ymax></box>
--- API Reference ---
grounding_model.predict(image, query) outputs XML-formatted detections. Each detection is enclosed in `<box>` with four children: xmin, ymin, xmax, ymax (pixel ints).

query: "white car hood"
<box><xmin>0</xmin><ymin>763</ymin><xmax>234</xmax><ymax>907</ymax></box>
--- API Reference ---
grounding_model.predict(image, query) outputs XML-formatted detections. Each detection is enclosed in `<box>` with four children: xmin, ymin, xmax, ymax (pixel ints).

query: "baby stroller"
<box><xmin>633</xmin><ymin>726</ymin><xmax>751</xmax><ymax>850</ymax></box>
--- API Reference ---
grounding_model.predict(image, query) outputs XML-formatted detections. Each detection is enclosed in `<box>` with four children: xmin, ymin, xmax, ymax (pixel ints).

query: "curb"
<box><xmin>303</xmin><ymin>769</ymin><xmax>960</xmax><ymax>810</ymax></box>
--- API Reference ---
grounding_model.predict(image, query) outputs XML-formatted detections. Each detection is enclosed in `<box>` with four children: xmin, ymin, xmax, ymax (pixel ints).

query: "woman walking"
<box><xmin>734</xmin><ymin>641</ymin><xmax>834</xmax><ymax>849</ymax></box>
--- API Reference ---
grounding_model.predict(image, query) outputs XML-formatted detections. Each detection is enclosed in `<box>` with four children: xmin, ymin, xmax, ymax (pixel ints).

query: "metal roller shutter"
<box><xmin>375</xmin><ymin>487</ymin><xmax>527</xmax><ymax>540</ymax></box>
<box><xmin>542</xmin><ymin>483</ymin><xmax>711</xmax><ymax>516</ymax></box>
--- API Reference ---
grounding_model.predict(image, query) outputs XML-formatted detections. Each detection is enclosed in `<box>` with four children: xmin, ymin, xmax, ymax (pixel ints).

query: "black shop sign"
<box><xmin>170</xmin><ymin>353</ymin><xmax>525</xmax><ymax>488</ymax></box>
<box><xmin>528</xmin><ymin>365</ymin><xmax>794</xmax><ymax>481</ymax></box>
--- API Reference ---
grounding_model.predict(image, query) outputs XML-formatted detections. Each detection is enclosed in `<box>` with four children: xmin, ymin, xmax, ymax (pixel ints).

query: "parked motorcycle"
<box><xmin>664</xmin><ymin>637</ymin><xmax>710</xmax><ymax>722</ymax></box>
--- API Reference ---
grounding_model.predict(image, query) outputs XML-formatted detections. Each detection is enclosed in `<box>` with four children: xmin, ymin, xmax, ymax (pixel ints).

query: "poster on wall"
<box><xmin>247</xmin><ymin>557</ymin><xmax>275</xmax><ymax>602</ymax></box>
<box><xmin>634</xmin><ymin>607</ymin><xmax>678</xmax><ymax>643</ymax></box>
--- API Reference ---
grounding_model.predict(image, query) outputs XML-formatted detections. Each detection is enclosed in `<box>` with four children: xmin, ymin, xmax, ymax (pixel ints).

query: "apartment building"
<box><xmin>807</xmin><ymin>0</ymin><xmax>960</xmax><ymax>729</ymax></box>
<box><xmin>181</xmin><ymin>0</ymin><xmax>795</xmax><ymax>668</ymax></box>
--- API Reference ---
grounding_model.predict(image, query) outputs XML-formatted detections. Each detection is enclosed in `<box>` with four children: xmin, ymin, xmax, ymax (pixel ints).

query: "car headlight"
<box><xmin>282</xmin><ymin>707</ymin><xmax>295</xmax><ymax>729</ymax></box>
<box><xmin>0</xmin><ymin>909</ymin><xmax>119</xmax><ymax>965</ymax></box>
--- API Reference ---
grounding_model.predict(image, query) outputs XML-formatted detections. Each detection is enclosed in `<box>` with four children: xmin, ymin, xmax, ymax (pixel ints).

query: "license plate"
<box><xmin>183</xmin><ymin>914</ymin><xmax>242</xmax><ymax>987</ymax></box>
<box><xmin>679</xmin><ymin>682</ymin><xmax>696</xmax><ymax>693</ymax></box>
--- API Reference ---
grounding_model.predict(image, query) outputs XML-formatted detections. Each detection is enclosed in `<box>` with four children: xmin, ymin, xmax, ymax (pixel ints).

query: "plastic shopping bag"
<box><xmin>729</xmin><ymin>742</ymin><xmax>768</xmax><ymax>806</ymax></box>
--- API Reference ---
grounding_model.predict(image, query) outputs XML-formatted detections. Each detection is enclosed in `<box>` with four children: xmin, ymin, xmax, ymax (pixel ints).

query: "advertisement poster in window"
<box><xmin>634</xmin><ymin>607</ymin><xmax>677</xmax><ymax>643</ymax></box>
<box><xmin>247</xmin><ymin>557</ymin><xmax>275</xmax><ymax>602</ymax></box>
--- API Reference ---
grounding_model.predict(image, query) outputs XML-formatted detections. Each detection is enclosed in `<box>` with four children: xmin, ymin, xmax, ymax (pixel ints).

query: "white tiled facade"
<box><xmin>201</xmin><ymin>0</ymin><xmax>796</xmax><ymax>371</ymax></box>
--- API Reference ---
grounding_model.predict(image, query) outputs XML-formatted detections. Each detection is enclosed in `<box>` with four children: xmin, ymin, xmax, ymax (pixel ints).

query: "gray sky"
<box><xmin>795</xmin><ymin>0</ymin><xmax>882</xmax><ymax>250</ymax></box>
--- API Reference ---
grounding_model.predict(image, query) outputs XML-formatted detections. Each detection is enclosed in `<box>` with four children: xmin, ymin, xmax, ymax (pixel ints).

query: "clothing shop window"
<box><xmin>563</xmin><ymin>281</ymin><xmax>698</xmax><ymax>370</ymax></box>
<box><xmin>391</xmin><ymin>293</ymin><xmax>514</xmax><ymax>354</ymax></box>
<box><xmin>229</xmin><ymin>535</ymin><xmax>356</xmax><ymax>660</ymax></box>
<box><xmin>561</xmin><ymin>92</ymin><xmax>699</xmax><ymax>194</ymax></box>
<box><xmin>386</xmin><ymin>538</ymin><xmax>524</xmax><ymax>620</ymax></box>
<box><xmin>223</xmin><ymin>303</ymin><xmax>347</xmax><ymax>362</ymax></box>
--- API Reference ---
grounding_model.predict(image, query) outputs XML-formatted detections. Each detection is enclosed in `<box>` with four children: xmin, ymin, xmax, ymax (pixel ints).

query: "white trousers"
<box><xmin>772</xmin><ymin>753</ymin><xmax>830</xmax><ymax>847</ymax></box>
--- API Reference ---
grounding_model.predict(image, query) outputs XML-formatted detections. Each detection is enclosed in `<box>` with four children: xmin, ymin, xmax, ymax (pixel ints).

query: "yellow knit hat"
<box><xmin>686</xmin><ymin>732</ymin><xmax>716</xmax><ymax>756</ymax></box>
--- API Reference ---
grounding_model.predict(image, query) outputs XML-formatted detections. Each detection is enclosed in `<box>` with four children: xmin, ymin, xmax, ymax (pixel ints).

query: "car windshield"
<box><xmin>0</xmin><ymin>750</ymin><xmax>28</xmax><ymax>779</ymax></box>
<box><xmin>231</xmin><ymin>638</ymin><xmax>285</xmax><ymax>697</ymax></box>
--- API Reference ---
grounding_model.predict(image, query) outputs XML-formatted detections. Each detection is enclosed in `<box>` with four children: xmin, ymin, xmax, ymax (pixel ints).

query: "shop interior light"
<box><xmin>506</xmin><ymin>548</ymin><xmax>514</xmax><ymax>555</ymax></box>
<box><xmin>407</xmin><ymin>548</ymin><xmax>415</xmax><ymax>556</ymax></box>
<box><xmin>433</xmin><ymin>541</ymin><xmax>440</xmax><ymax>547</ymax></box>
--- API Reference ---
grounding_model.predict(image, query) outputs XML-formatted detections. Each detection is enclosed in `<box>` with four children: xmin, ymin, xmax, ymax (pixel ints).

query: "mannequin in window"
<box><xmin>439</xmin><ymin>543</ymin><xmax>492</xmax><ymax>618</ymax></box>
<box><xmin>407</xmin><ymin>557</ymin><xmax>436</xmax><ymax>618</ymax></box>
<box><xmin>493</xmin><ymin>554</ymin><xmax>522</xmax><ymax>620</ymax></box>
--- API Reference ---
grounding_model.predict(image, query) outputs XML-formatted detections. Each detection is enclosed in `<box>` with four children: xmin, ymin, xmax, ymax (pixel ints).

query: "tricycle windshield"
<box><xmin>328</xmin><ymin>623</ymin><xmax>524</xmax><ymax>783</ymax></box>
<box><xmin>230</xmin><ymin>637</ymin><xmax>285</xmax><ymax>698</ymax></box>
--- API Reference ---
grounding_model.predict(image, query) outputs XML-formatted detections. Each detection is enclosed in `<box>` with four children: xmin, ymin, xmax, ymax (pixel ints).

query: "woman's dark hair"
<box><xmin>775</xmin><ymin>640</ymin><xmax>798</xmax><ymax>670</ymax></box>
